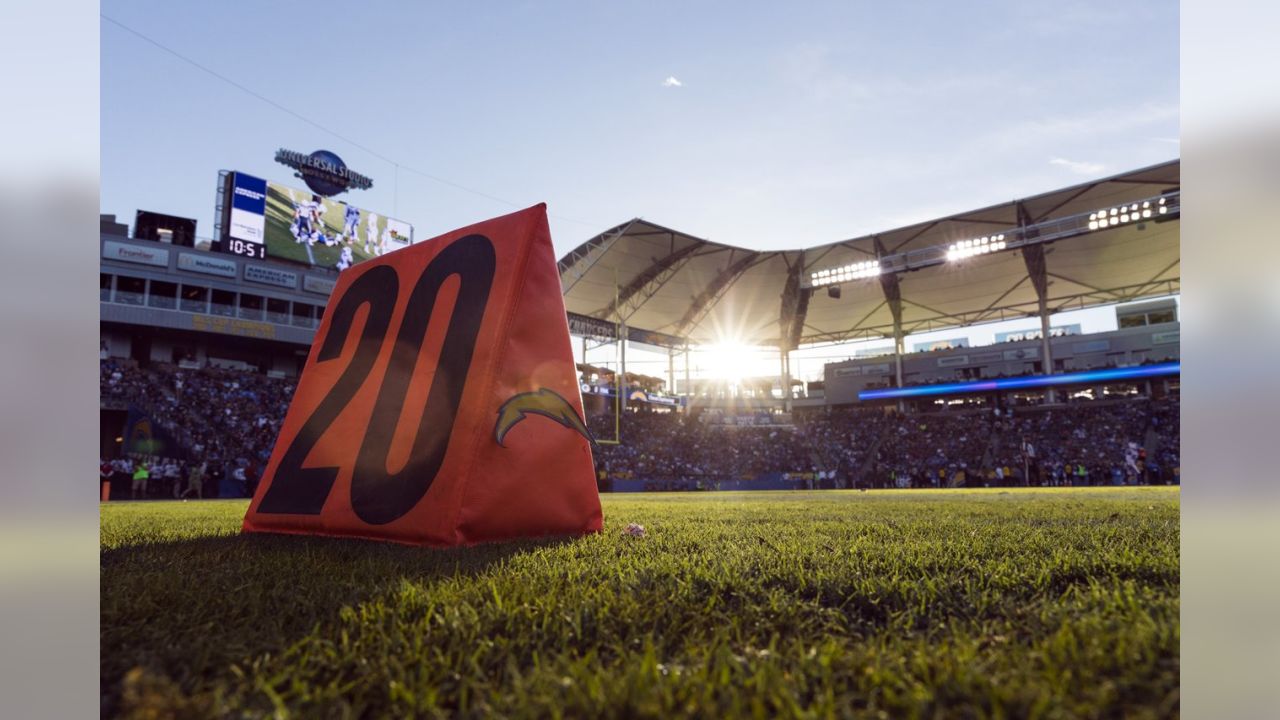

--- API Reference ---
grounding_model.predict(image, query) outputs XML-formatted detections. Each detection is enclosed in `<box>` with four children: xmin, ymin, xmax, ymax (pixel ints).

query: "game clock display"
<box><xmin>222</xmin><ymin>237</ymin><xmax>266</xmax><ymax>259</ymax></box>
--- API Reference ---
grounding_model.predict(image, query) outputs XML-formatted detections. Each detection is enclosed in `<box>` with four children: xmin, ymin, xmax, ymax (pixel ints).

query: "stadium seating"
<box><xmin>593</xmin><ymin>400</ymin><xmax>1179</xmax><ymax>490</ymax></box>
<box><xmin>101</xmin><ymin>359</ymin><xmax>292</xmax><ymax>497</ymax></box>
<box><xmin>102</xmin><ymin>360</ymin><xmax>1179</xmax><ymax>497</ymax></box>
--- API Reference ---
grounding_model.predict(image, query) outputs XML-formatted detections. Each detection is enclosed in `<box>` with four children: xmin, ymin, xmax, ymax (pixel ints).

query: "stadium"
<box><xmin>101</xmin><ymin>155</ymin><xmax>1180</xmax><ymax>715</ymax></box>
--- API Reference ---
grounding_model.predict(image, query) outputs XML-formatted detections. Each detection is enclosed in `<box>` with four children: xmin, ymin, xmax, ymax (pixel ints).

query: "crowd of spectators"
<box><xmin>590</xmin><ymin>411</ymin><xmax>813</xmax><ymax>490</ymax></box>
<box><xmin>100</xmin><ymin>359</ymin><xmax>294</xmax><ymax>498</ymax></box>
<box><xmin>793</xmin><ymin>408</ymin><xmax>890</xmax><ymax>484</ymax></box>
<box><xmin>592</xmin><ymin>397</ymin><xmax>1180</xmax><ymax>490</ymax></box>
<box><xmin>986</xmin><ymin>397</ymin><xmax>1181</xmax><ymax>487</ymax></box>
<box><xmin>869</xmin><ymin>411</ymin><xmax>993</xmax><ymax>488</ymax></box>
<box><xmin>100</xmin><ymin>358</ymin><xmax>1179</xmax><ymax>498</ymax></box>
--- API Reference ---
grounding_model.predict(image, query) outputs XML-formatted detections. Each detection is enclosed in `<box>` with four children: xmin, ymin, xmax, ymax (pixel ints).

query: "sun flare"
<box><xmin>700</xmin><ymin>341</ymin><xmax>752</xmax><ymax>383</ymax></box>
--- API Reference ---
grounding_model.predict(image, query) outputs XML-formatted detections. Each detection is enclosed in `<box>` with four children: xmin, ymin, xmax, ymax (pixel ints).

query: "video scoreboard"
<box><xmin>217</xmin><ymin>170</ymin><xmax>413</xmax><ymax>270</ymax></box>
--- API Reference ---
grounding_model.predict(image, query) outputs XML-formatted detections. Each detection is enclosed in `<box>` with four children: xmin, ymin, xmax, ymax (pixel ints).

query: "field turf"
<box><xmin>101</xmin><ymin>488</ymin><xmax>1179</xmax><ymax>718</ymax></box>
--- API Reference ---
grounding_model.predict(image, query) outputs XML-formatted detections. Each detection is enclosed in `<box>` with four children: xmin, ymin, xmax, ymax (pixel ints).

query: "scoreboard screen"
<box><xmin>217</xmin><ymin>170</ymin><xmax>412</xmax><ymax>270</ymax></box>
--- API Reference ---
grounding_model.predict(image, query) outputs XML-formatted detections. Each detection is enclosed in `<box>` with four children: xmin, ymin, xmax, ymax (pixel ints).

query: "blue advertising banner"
<box><xmin>227</xmin><ymin>172</ymin><xmax>268</xmax><ymax>258</ymax></box>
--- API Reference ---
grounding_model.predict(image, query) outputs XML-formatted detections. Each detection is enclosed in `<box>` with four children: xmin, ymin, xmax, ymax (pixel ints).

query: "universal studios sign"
<box><xmin>274</xmin><ymin>148</ymin><xmax>373</xmax><ymax>197</ymax></box>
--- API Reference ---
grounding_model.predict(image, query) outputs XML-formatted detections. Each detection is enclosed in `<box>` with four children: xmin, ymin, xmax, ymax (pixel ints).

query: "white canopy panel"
<box><xmin>558</xmin><ymin>160</ymin><xmax>1179</xmax><ymax>347</ymax></box>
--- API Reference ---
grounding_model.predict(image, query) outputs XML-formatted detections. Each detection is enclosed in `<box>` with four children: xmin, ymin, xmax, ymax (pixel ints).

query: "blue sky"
<box><xmin>102</xmin><ymin>2</ymin><xmax>1178</xmax><ymax>379</ymax></box>
<box><xmin>101</xmin><ymin>1</ymin><xmax>1178</xmax><ymax>255</ymax></box>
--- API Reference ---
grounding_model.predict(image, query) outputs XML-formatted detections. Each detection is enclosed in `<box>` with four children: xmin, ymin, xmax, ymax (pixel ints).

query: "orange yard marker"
<box><xmin>243</xmin><ymin>205</ymin><xmax>601</xmax><ymax>545</ymax></box>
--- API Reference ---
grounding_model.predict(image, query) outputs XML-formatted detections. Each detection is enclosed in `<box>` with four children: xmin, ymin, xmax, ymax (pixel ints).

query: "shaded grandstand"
<box><xmin>100</xmin><ymin>161</ymin><xmax>1179</xmax><ymax>495</ymax></box>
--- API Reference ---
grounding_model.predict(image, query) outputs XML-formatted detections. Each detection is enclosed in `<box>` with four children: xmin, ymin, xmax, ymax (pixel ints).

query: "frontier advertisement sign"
<box><xmin>102</xmin><ymin>240</ymin><xmax>170</xmax><ymax>267</ymax></box>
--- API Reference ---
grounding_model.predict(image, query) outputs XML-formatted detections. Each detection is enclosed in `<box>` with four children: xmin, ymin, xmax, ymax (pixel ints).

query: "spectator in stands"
<box><xmin>182</xmin><ymin>462</ymin><xmax>206</xmax><ymax>500</ymax></box>
<box><xmin>131</xmin><ymin>460</ymin><xmax>149</xmax><ymax>500</ymax></box>
<box><xmin>231</xmin><ymin>464</ymin><xmax>248</xmax><ymax>496</ymax></box>
<box><xmin>100</xmin><ymin>458</ymin><xmax>113</xmax><ymax>497</ymax></box>
<box><xmin>112</xmin><ymin>456</ymin><xmax>133</xmax><ymax>496</ymax></box>
<box><xmin>206</xmin><ymin>463</ymin><xmax>223</xmax><ymax>498</ymax></box>
<box><xmin>163</xmin><ymin>458</ymin><xmax>182</xmax><ymax>498</ymax></box>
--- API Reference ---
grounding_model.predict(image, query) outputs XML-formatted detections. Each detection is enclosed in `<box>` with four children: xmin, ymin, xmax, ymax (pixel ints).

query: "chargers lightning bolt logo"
<box><xmin>494</xmin><ymin>388</ymin><xmax>594</xmax><ymax>447</ymax></box>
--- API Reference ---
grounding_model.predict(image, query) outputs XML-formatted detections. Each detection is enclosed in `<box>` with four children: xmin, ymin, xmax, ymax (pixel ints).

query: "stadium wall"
<box><xmin>824</xmin><ymin>322</ymin><xmax>1180</xmax><ymax>404</ymax></box>
<box><xmin>101</xmin><ymin>234</ymin><xmax>336</xmax><ymax>373</ymax></box>
<box><xmin>102</xmin><ymin>233</ymin><xmax>1180</xmax><ymax>402</ymax></box>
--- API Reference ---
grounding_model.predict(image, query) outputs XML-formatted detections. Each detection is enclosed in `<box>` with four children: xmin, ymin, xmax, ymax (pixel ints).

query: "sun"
<box><xmin>700</xmin><ymin>340</ymin><xmax>752</xmax><ymax>383</ymax></box>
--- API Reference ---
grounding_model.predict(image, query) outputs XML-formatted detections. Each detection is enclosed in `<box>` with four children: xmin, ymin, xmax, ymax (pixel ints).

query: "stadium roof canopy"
<box><xmin>558</xmin><ymin>159</ymin><xmax>1180</xmax><ymax>349</ymax></box>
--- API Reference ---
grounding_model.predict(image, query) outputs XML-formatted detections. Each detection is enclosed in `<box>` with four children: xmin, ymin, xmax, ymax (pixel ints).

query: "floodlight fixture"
<box><xmin>1088</xmin><ymin>197</ymin><xmax>1172</xmax><ymax>231</ymax></box>
<box><xmin>809</xmin><ymin>259</ymin><xmax>882</xmax><ymax>287</ymax></box>
<box><xmin>946</xmin><ymin>234</ymin><xmax>1007</xmax><ymax>262</ymax></box>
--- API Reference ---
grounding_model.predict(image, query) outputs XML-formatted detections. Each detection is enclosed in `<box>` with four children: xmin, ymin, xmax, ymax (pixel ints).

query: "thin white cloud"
<box><xmin>662</xmin><ymin>76</ymin><xmax>683</xmax><ymax>88</ymax></box>
<box><xmin>1049</xmin><ymin>156</ymin><xmax>1106</xmax><ymax>175</ymax></box>
<box><xmin>1151</xmin><ymin>136</ymin><xmax>1181</xmax><ymax>145</ymax></box>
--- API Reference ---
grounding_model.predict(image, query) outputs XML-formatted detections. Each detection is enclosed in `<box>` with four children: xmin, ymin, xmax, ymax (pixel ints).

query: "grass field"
<box><xmin>101</xmin><ymin>488</ymin><xmax>1179</xmax><ymax>718</ymax></box>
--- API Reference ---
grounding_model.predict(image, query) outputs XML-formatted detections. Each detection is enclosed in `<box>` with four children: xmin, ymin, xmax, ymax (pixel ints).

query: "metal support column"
<box><xmin>668</xmin><ymin>348</ymin><xmax>675</xmax><ymax>396</ymax></box>
<box><xmin>777</xmin><ymin>249</ymin><xmax>808</xmax><ymax>414</ymax></box>
<box><xmin>893</xmin><ymin>329</ymin><xmax>905</xmax><ymax>387</ymax></box>
<box><xmin>779</xmin><ymin>348</ymin><xmax>789</xmax><ymax>411</ymax></box>
<box><xmin>1038</xmin><ymin>295</ymin><xmax>1054</xmax><ymax>387</ymax></box>
<box><xmin>684</xmin><ymin>344</ymin><xmax>692</xmax><ymax>413</ymax></box>
<box><xmin>1019</xmin><ymin>202</ymin><xmax>1056</xmax><ymax>403</ymax></box>
<box><xmin>613</xmin><ymin>265</ymin><xmax>627</xmax><ymax>416</ymax></box>
<box><xmin>877</xmin><ymin>240</ymin><xmax>906</xmax><ymax>413</ymax></box>
<box><xmin>619</xmin><ymin>323</ymin><xmax>627</xmax><ymax>415</ymax></box>
<box><xmin>778</xmin><ymin>348</ymin><xmax>788</xmax><ymax>409</ymax></box>
<box><xmin>893</xmin><ymin>325</ymin><xmax>905</xmax><ymax>413</ymax></box>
